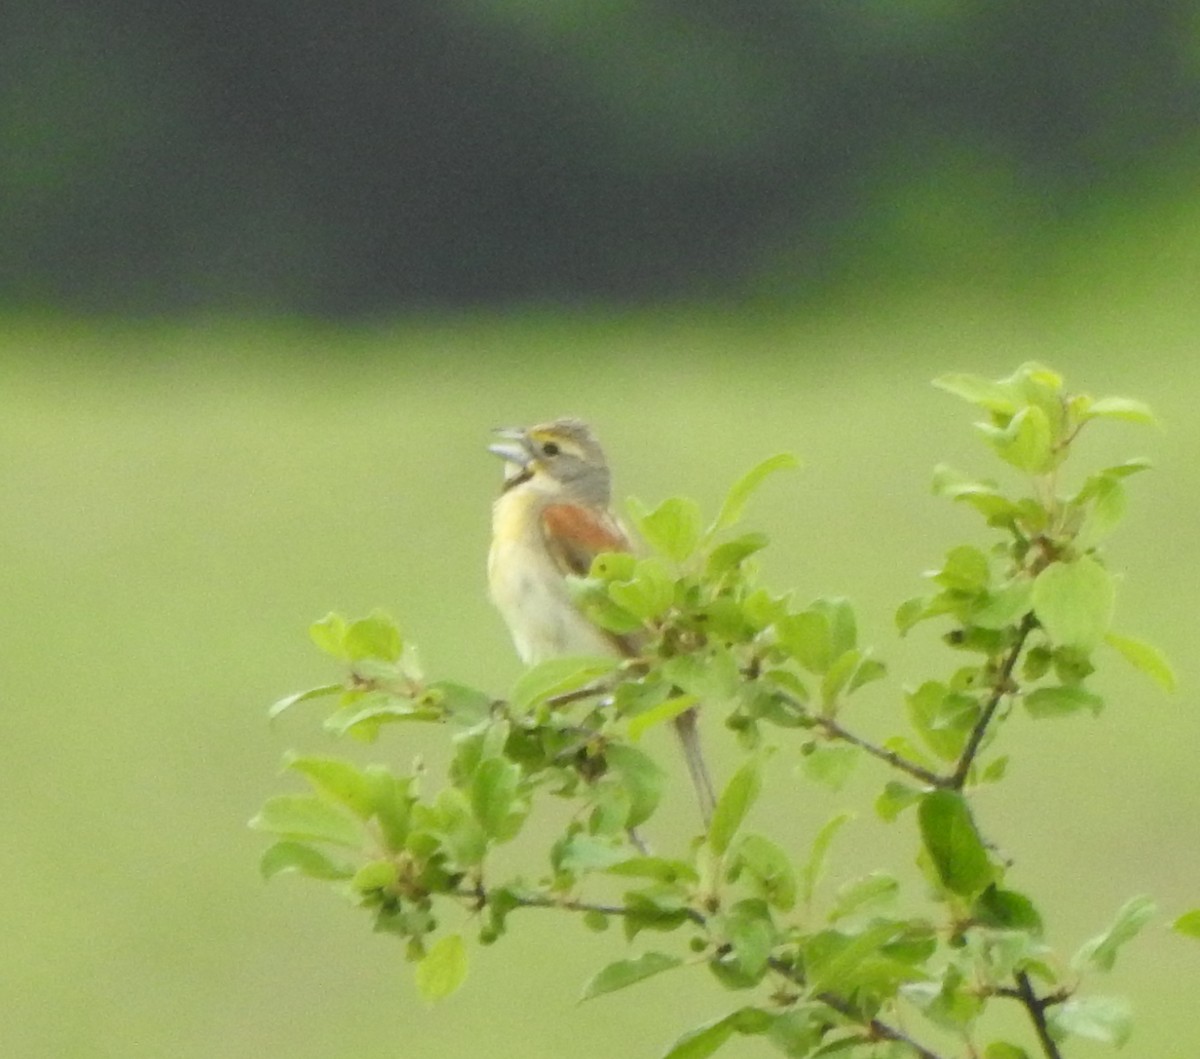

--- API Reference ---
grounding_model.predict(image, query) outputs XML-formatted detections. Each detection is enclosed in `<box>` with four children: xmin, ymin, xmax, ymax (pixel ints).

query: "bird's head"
<box><xmin>488</xmin><ymin>418</ymin><xmax>611</xmax><ymax>505</ymax></box>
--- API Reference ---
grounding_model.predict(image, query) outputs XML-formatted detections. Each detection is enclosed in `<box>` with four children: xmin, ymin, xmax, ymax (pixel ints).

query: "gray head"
<box><xmin>488</xmin><ymin>417</ymin><xmax>612</xmax><ymax>505</ymax></box>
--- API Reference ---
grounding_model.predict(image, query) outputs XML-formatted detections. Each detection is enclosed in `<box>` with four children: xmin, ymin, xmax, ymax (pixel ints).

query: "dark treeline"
<box><xmin>2</xmin><ymin>0</ymin><xmax>1197</xmax><ymax>315</ymax></box>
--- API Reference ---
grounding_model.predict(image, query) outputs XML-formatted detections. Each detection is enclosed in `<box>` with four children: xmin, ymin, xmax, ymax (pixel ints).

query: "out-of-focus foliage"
<box><xmin>2</xmin><ymin>0</ymin><xmax>1198</xmax><ymax>313</ymax></box>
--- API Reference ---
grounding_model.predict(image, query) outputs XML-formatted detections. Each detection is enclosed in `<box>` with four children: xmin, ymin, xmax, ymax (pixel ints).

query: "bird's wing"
<box><xmin>541</xmin><ymin>502</ymin><xmax>632</xmax><ymax>577</ymax></box>
<box><xmin>542</xmin><ymin>502</ymin><xmax>642</xmax><ymax>658</ymax></box>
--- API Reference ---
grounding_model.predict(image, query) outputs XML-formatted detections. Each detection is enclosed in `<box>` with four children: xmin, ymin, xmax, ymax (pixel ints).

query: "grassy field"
<box><xmin>3</xmin><ymin>242</ymin><xmax>1199</xmax><ymax>1058</ymax></box>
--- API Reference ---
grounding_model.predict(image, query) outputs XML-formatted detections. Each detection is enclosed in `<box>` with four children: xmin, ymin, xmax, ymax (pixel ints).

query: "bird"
<box><xmin>487</xmin><ymin>418</ymin><xmax>717</xmax><ymax>827</ymax></box>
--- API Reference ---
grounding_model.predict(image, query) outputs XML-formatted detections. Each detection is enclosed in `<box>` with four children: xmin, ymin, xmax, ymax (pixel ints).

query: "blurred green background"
<box><xmin>3</xmin><ymin>2</ymin><xmax>1200</xmax><ymax>1057</ymax></box>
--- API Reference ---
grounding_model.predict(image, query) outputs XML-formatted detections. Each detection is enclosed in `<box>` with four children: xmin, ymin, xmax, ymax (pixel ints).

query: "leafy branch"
<box><xmin>450</xmin><ymin>879</ymin><xmax>946</xmax><ymax>1059</ymax></box>
<box><xmin>254</xmin><ymin>363</ymin><xmax>1181</xmax><ymax>1059</ymax></box>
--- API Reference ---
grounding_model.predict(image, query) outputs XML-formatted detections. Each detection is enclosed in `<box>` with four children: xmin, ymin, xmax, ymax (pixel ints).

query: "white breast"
<box><xmin>488</xmin><ymin>491</ymin><xmax>619</xmax><ymax>664</ymax></box>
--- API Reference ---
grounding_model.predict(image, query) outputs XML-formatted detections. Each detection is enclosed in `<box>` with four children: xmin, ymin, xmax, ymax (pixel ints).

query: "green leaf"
<box><xmin>324</xmin><ymin>694</ymin><xmax>440</xmax><ymax>737</ymax></box>
<box><xmin>607</xmin><ymin>744</ymin><xmax>667</xmax><ymax>828</ymax></box>
<box><xmin>582</xmin><ymin>910</ymin><xmax>610</xmax><ymax>932</ymax></box>
<box><xmin>368</xmin><ymin>768</ymin><xmax>414</xmax><ymax>849</ymax></box>
<box><xmin>987</xmin><ymin>404</ymin><xmax>1055</xmax><ymax>473</ymax></box>
<box><xmin>608</xmin><ymin>557</ymin><xmax>676</xmax><ymax>620</ymax></box>
<box><xmin>829</xmin><ymin>872</ymin><xmax>899</xmax><ymax>922</ymax></box>
<box><xmin>709</xmin><ymin>758</ymin><xmax>762</xmax><ymax>855</ymax></box>
<box><xmin>423</xmin><ymin>680</ymin><xmax>493</xmax><ymax>724</ymax></box>
<box><xmin>351</xmin><ymin>858</ymin><xmax>398</xmax><ymax>893</ymax></box>
<box><xmin>985</xmin><ymin>1044</ymin><xmax>1031</xmax><ymax>1059</ymax></box>
<box><xmin>875</xmin><ymin>780</ymin><xmax>923</xmax><ymax>822</ymax></box>
<box><xmin>933</xmin><ymin>373</ymin><xmax>1018</xmax><ymax>413</ymax></box>
<box><xmin>801</xmin><ymin>743</ymin><xmax>859</xmax><ymax>792</ymax></box>
<box><xmin>802</xmin><ymin>812</ymin><xmax>852</xmax><ymax>907</ymax></box>
<box><xmin>970</xmin><ymin>580</ymin><xmax>1034</xmax><ymax>630</ymax></box>
<box><xmin>415</xmin><ymin>933</ymin><xmax>468</xmax><ymax>1001</ymax></box>
<box><xmin>589</xmin><ymin>551</ymin><xmax>639</xmax><ymax>581</ymax></box>
<box><xmin>431</xmin><ymin>787</ymin><xmax>488</xmax><ymax>867</ymax></box>
<box><xmin>309</xmin><ymin>612</ymin><xmax>349</xmax><ymax>657</ymax></box>
<box><xmin>775</xmin><ymin>599</ymin><xmax>854</xmax><ymax>674</ymax></box>
<box><xmin>249</xmin><ymin>794</ymin><xmax>362</xmax><ymax>848</ymax></box>
<box><xmin>895</xmin><ymin>595</ymin><xmax>933</xmax><ymax>635</ymax></box>
<box><xmin>906</xmin><ymin>681</ymin><xmax>980</xmax><ymax>761</ymax></box>
<box><xmin>628</xmin><ymin>693</ymin><xmax>699</xmax><ymax>741</ymax></box>
<box><xmin>711</xmin><ymin>453</ymin><xmax>800</xmax><ymax>534</ymax></box>
<box><xmin>1049</xmin><ymin>995</ymin><xmax>1132</xmax><ymax>1047</ymax></box>
<box><xmin>605</xmin><ymin>856</ymin><xmax>699</xmax><ymax>884</ymax></box>
<box><xmin>1032</xmin><ymin>556</ymin><xmax>1115</xmax><ymax>651</ymax></box>
<box><xmin>931</xmin><ymin>463</ymin><xmax>1000</xmax><ymax>500</ymax></box>
<box><xmin>766</xmin><ymin>1006</ymin><xmax>824</xmax><ymax>1057</ymax></box>
<box><xmin>902</xmin><ymin>964</ymin><xmax>981</xmax><ymax>1031</ymax></box>
<box><xmin>1105</xmin><ymin>632</ymin><xmax>1177</xmax><ymax>692</ymax></box>
<box><xmin>661</xmin><ymin>1008</ymin><xmax>770</xmax><ymax>1059</ymax></box>
<box><xmin>1173</xmin><ymin>909</ymin><xmax>1200</xmax><ymax>938</ymax></box>
<box><xmin>259</xmin><ymin>840</ymin><xmax>354</xmax><ymax>881</ymax></box>
<box><xmin>706</xmin><ymin>533</ymin><xmax>770</xmax><ymax>576</ymax></box>
<box><xmin>268</xmin><ymin>683</ymin><xmax>343</xmax><ymax>720</ymax></box>
<box><xmin>743</xmin><ymin>587</ymin><xmax>789</xmax><ymax>630</ymax></box>
<box><xmin>571</xmin><ymin>578</ymin><xmax>646</xmax><ymax>636</ymax></box>
<box><xmin>554</xmin><ymin>833</ymin><xmax>629</xmax><ymax>874</ymax></box>
<box><xmin>510</xmin><ymin>655</ymin><xmax>618</xmax><ymax>714</ymax></box>
<box><xmin>820</xmin><ymin>648</ymin><xmax>862</xmax><ymax>707</ymax></box>
<box><xmin>622</xmin><ymin>888</ymin><xmax>693</xmax><ymax>939</ymax></box>
<box><xmin>729</xmin><ymin>834</ymin><xmax>797</xmax><ymax>912</ymax></box>
<box><xmin>588</xmin><ymin>781</ymin><xmax>634</xmax><ymax>835</ymax></box>
<box><xmin>980</xmin><ymin>755</ymin><xmax>1009</xmax><ymax>784</ymax></box>
<box><xmin>632</xmin><ymin>495</ymin><xmax>705</xmax><ymax>563</ymax></box>
<box><xmin>803</xmin><ymin>920</ymin><xmax>911</xmax><ymax>995</ymax></box>
<box><xmin>614</xmin><ymin>675</ymin><xmax>672</xmax><ymax>720</ymax></box>
<box><xmin>1084</xmin><ymin>395</ymin><xmax>1157</xmax><ymax>424</ymax></box>
<box><xmin>579</xmin><ymin>952</ymin><xmax>683</xmax><ymax>1002</ymax></box>
<box><xmin>848</xmin><ymin>654</ymin><xmax>887</xmax><ymax>693</ymax></box>
<box><xmin>1102</xmin><ymin>457</ymin><xmax>1154</xmax><ymax>478</ymax></box>
<box><xmin>918</xmin><ymin>791</ymin><xmax>993</xmax><ymax>897</ymax></box>
<box><xmin>1051</xmin><ymin>644</ymin><xmax>1095</xmax><ymax>684</ymax></box>
<box><xmin>1023</xmin><ymin>685</ymin><xmax>1104</xmax><ymax>719</ymax></box>
<box><xmin>344</xmin><ymin>611</ymin><xmax>403</xmax><ymax>662</ymax></box>
<box><xmin>1073</xmin><ymin>895</ymin><xmax>1156</xmax><ymax>973</ymax></box>
<box><xmin>935</xmin><ymin>545</ymin><xmax>991</xmax><ymax>593</ymax></box>
<box><xmin>818</xmin><ymin>598</ymin><xmax>857</xmax><ymax>658</ymax></box>
<box><xmin>720</xmin><ymin>898</ymin><xmax>777</xmax><ymax>978</ymax></box>
<box><xmin>284</xmin><ymin>754</ymin><xmax>378</xmax><ymax>817</ymax></box>
<box><xmin>663</xmin><ymin>649</ymin><xmax>741</xmax><ymax>703</ymax></box>
<box><xmin>931</xmin><ymin>465</ymin><xmax>1023</xmax><ymax>524</ymax></box>
<box><xmin>972</xmin><ymin>886</ymin><xmax>1043</xmax><ymax>935</ymax></box>
<box><xmin>1076</xmin><ymin>476</ymin><xmax>1126</xmax><ymax>549</ymax></box>
<box><xmin>469</xmin><ymin>756</ymin><xmax>523</xmax><ymax>838</ymax></box>
<box><xmin>661</xmin><ymin>1016</ymin><xmax>738</xmax><ymax>1059</ymax></box>
<box><xmin>775</xmin><ymin>610</ymin><xmax>831</xmax><ymax>673</ymax></box>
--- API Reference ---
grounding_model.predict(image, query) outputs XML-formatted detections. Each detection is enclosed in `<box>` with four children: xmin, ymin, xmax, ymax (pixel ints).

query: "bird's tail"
<box><xmin>673</xmin><ymin>707</ymin><xmax>717</xmax><ymax>828</ymax></box>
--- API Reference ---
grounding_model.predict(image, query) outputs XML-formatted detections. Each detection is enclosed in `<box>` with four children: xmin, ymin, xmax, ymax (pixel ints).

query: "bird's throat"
<box><xmin>500</xmin><ymin>467</ymin><xmax>534</xmax><ymax>493</ymax></box>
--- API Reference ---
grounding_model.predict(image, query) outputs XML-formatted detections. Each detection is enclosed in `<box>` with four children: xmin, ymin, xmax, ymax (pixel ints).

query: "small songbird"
<box><xmin>487</xmin><ymin>418</ymin><xmax>716</xmax><ymax>824</ymax></box>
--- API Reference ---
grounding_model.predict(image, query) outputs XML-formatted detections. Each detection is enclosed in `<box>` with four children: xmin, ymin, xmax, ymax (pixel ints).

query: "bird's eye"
<box><xmin>541</xmin><ymin>441</ymin><xmax>560</xmax><ymax>456</ymax></box>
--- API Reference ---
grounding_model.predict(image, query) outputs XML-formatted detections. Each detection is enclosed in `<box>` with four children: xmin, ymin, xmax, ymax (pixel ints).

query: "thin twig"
<box><xmin>456</xmin><ymin>885</ymin><xmax>705</xmax><ymax>924</ymax></box>
<box><xmin>543</xmin><ymin>682</ymin><xmax>616</xmax><ymax>709</ymax></box>
<box><xmin>949</xmin><ymin>612</ymin><xmax>1036</xmax><ymax>789</ymax></box>
<box><xmin>627</xmin><ymin>826</ymin><xmax>651</xmax><ymax>855</ymax></box>
<box><xmin>989</xmin><ymin>984</ymin><xmax>1070</xmax><ymax>1007</ymax></box>
<box><xmin>766</xmin><ymin>957</ymin><xmax>947</xmax><ymax>1059</ymax></box>
<box><xmin>813</xmin><ymin>713</ymin><xmax>945</xmax><ymax>788</ymax></box>
<box><xmin>461</xmin><ymin>884</ymin><xmax>946</xmax><ymax>1059</ymax></box>
<box><xmin>673</xmin><ymin>706</ymin><xmax>717</xmax><ymax>828</ymax></box>
<box><xmin>1015</xmin><ymin>970</ymin><xmax>1065</xmax><ymax>1059</ymax></box>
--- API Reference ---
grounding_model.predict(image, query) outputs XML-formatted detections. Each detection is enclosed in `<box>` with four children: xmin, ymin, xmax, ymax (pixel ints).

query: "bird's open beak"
<box><xmin>489</xmin><ymin>428</ymin><xmax>539</xmax><ymax>491</ymax></box>
<box><xmin>488</xmin><ymin>427</ymin><xmax>535</xmax><ymax>468</ymax></box>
